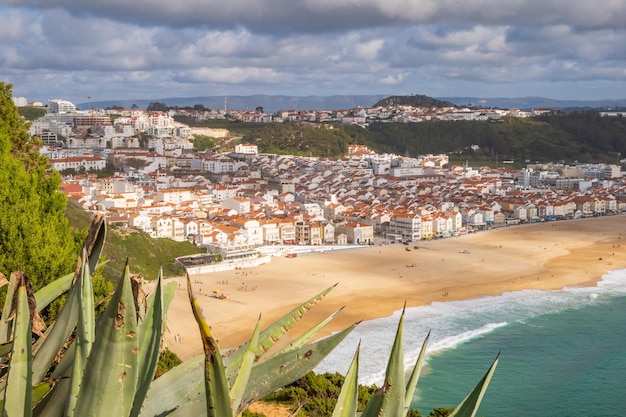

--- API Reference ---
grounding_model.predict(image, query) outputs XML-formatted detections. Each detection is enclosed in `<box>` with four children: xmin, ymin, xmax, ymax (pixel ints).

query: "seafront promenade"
<box><xmin>178</xmin><ymin>244</ymin><xmax>370</xmax><ymax>275</ymax></box>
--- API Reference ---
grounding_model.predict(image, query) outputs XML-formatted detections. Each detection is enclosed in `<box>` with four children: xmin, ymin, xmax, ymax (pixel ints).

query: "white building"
<box><xmin>47</xmin><ymin>99</ymin><xmax>76</xmax><ymax>114</ymax></box>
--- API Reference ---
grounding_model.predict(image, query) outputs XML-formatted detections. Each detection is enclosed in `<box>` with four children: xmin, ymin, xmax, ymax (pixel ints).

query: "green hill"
<box><xmin>65</xmin><ymin>203</ymin><xmax>203</xmax><ymax>282</ymax></box>
<box><xmin>373</xmin><ymin>94</ymin><xmax>457</xmax><ymax>108</ymax></box>
<box><xmin>240</xmin><ymin>111</ymin><xmax>626</xmax><ymax>165</ymax></box>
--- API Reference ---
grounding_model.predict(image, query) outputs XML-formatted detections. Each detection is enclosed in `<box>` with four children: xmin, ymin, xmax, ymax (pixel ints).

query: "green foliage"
<box><xmin>64</xmin><ymin>203</ymin><xmax>202</xmax><ymax>283</ymax></box>
<box><xmin>181</xmin><ymin>109</ymin><xmax>626</xmax><ymax>163</ymax></box>
<box><xmin>241</xmin><ymin>411</ymin><xmax>265</xmax><ymax>417</ymax></box>
<box><xmin>0</xmin><ymin>82</ymin><xmax>80</xmax><ymax>291</ymax></box>
<box><xmin>191</xmin><ymin>134</ymin><xmax>216</xmax><ymax>150</ymax></box>
<box><xmin>17</xmin><ymin>106</ymin><xmax>46</xmax><ymax>121</ymax></box>
<box><xmin>242</xmin><ymin>123</ymin><xmax>356</xmax><ymax>157</ymax></box>
<box><xmin>264</xmin><ymin>372</ymin><xmax>376</xmax><ymax>416</ymax></box>
<box><xmin>374</xmin><ymin>95</ymin><xmax>456</xmax><ymax>108</ymax></box>
<box><xmin>146</xmin><ymin>102</ymin><xmax>169</xmax><ymax>112</ymax></box>
<box><xmin>428</xmin><ymin>407</ymin><xmax>455</xmax><ymax>417</ymax></box>
<box><xmin>102</xmin><ymin>225</ymin><xmax>204</xmax><ymax>282</ymax></box>
<box><xmin>155</xmin><ymin>348</ymin><xmax>182</xmax><ymax>378</ymax></box>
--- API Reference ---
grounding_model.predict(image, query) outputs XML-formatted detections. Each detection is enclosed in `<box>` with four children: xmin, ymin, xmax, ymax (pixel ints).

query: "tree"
<box><xmin>0</xmin><ymin>82</ymin><xmax>80</xmax><ymax>291</ymax></box>
<box><xmin>146</xmin><ymin>102</ymin><xmax>168</xmax><ymax>112</ymax></box>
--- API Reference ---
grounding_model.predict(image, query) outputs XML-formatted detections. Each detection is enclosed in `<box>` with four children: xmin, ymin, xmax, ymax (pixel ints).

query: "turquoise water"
<box><xmin>315</xmin><ymin>269</ymin><xmax>626</xmax><ymax>417</ymax></box>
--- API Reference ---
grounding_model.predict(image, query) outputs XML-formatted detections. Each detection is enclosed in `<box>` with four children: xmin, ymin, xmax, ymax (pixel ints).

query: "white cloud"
<box><xmin>3</xmin><ymin>1</ymin><xmax>626</xmax><ymax>102</ymax></box>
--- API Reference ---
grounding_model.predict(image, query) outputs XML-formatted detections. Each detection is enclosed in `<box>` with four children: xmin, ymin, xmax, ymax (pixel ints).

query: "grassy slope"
<box><xmin>65</xmin><ymin>203</ymin><xmax>204</xmax><ymax>282</ymax></box>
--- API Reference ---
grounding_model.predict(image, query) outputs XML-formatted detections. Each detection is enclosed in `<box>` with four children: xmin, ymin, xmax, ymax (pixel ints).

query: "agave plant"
<box><xmin>138</xmin><ymin>280</ymin><xmax>357</xmax><ymax>417</ymax></box>
<box><xmin>0</xmin><ymin>215</ymin><xmax>178</xmax><ymax>417</ymax></box>
<box><xmin>331</xmin><ymin>306</ymin><xmax>499</xmax><ymax>417</ymax></box>
<box><xmin>147</xmin><ymin>282</ymin><xmax>498</xmax><ymax>417</ymax></box>
<box><xmin>0</xmin><ymin>215</ymin><xmax>359</xmax><ymax>417</ymax></box>
<box><xmin>0</xmin><ymin>213</ymin><xmax>498</xmax><ymax>417</ymax></box>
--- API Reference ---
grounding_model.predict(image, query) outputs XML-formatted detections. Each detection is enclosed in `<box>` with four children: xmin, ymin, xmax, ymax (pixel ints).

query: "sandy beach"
<box><xmin>161</xmin><ymin>215</ymin><xmax>626</xmax><ymax>360</ymax></box>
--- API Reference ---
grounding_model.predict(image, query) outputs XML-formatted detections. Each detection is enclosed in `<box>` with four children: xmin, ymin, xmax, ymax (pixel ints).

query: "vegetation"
<box><xmin>241</xmin><ymin>123</ymin><xmax>355</xmax><ymax>157</ymax></box>
<box><xmin>18</xmin><ymin>106</ymin><xmax>46</xmax><ymax>121</ymax></box>
<box><xmin>190</xmin><ymin>134</ymin><xmax>217</xmax><ymax>151</ymax></box>
<box><xmin>176</xmin><ymin>106</ymin><xmax>626</xmax><ymax>165</ymax></box>
<box><xmin>373</xmin><ymin>95</ymin><xmax>456</xmax><ymax>108</ymax></box>
<box><xmin>64</xmin><ymin>203</ymin><xmax>203</xmax><ymax>282</ymax></box>
<box><xmin>0</xmin><ymin>82</ymin><xmax>81</xmax><ymax>292</ymax></box>
<box><xmin>0</xmin><ymin>214</ymin><xmax>498</xmax><ymax>417</ymax></box>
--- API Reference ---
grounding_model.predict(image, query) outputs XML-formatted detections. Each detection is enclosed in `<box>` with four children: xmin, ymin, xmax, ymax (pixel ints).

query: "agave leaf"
<box><xmin>188</xmin><ymin>274</ymin><xmax>233</xmax><ymax>417</ymax></box>
<box><xmin>138</xmin><ymin>355</ymin><xmax>205</xmax><ymax>417</ymax></box>
<box><xmin>3</xmin><ymin>284</ymin><xmax>32</xmax><ymax>417</ymax></box>
<box><xmin>238</xmin><ymin>322</ymin><xmax>358</xmax><ymax>414</ymax></box>
<box><xmin>143</xmin><ymin>322</ymin><xmax>358</xmax><ymax>417</ymax></box>
<box><xmin>226</xmin><ymin>283</ymin><xmax>338</xmax><ymax>373</ymax></box>
<box><xmin>31</xmin><ymin>276</ymin><xmax>80</xmax><ymax>384</ymax></box>
<box><xmin>130</xmin><ymin>268</ymin><xmax>170</xmax><ymax>417</ymax></box>
<box><xmin>277</xmin><ymin>306</ymin><xmax>346</xmax><ymax>355</ymax></box>
<box><xmin>361</xmin><ymin>307</ymin><xmax>406</xmax><ymax>417</ymax></box>
<box><xmin>73</xmin><ymin>262</ymin><xmax>139</xmax><ymax>417</ymax></box>
<box><xmin>331</xmin><ymin>343</ymin><xmax>360</xmax><ymax>417</ymax></box>
<box><xmin>32</xmin><ymin>216</ymin><xmax>107</xmax><ymax>382</ymax></box>
<box><xmin>0</xmin><ymin>340</ymin><xmax>12</xmax><ymax>357</ymax></box>
<box><xmin>83</xmin><ymin>214</ymin><xmax>107</xmax><ymax>277</ymax></box>
<box><xmin>33</xmin><ymin>272</ymin><xmax>74</xmax><ymax>312</ymax></box>
<box><xmin>65</xmin><ymin>249</ymin><xmax>95</xmax><ymax>417</ymax></box>
<box><xmin>33</xmin><ymin>260</ymin><xmax>108</xmax><ymax>313</ymax></box>
<box><xmin>404</xmin><ymin>331</ymin><xmax>430</xmax><ymax>416</ymax></box>
<box><xmin>448</xmin><ymin>353</ymin><xmax>500</xmax><ymax>417</ymax></box>
<box><xmin>230</xmin><ymin>314</ymin><xmax>261</xmax><ymax>413</ymax></box>
<box><xmin>32</xmin><ymin>379</ymin><xmax>62</xmax><ymax>409</ymax></box>
<box><xmin>0</xmin><ymin>271</ymin><xmax>20</xmax><ymax>345</ymax></box>
<box><xmin>0</xmin><ymin>377</ymin><xmax>59</xmax><ymax>412</ymax></box>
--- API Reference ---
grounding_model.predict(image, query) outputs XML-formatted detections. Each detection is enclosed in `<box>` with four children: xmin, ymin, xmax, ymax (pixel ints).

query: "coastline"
<box><xmin>161</xmin><ymin>215</ymin><xmax>626</xmax><ymax>361</ymax></box>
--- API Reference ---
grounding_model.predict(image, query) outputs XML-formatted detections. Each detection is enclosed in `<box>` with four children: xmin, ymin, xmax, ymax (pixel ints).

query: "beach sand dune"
<box><xmin>162</xmin><ymin>216</ymin><xmax>626</xmax><ymax>360</ymax></box>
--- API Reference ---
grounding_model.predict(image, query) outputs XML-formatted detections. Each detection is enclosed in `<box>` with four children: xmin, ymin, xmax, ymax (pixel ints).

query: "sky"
<box><xmin>2</xmin><ymin>0</ymin><xmax>626</xmax><ymax>105</ymax></box>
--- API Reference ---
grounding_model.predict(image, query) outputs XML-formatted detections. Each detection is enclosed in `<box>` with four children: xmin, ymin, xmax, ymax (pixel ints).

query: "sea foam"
<box><xmin>314</xmin><ymin>268</ymin><xmax>626</xmax><ymax>386</ymax></box>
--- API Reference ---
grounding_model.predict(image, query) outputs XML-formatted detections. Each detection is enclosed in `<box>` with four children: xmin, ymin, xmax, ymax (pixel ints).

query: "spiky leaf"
<box><xmin>277</xmin><ymin>306</ymin><xmax>346</xmax><ymax>355</ymax></box>
<box><xmin>404</xmin><ymin>331</ymin><xmax>430</xmax><ymax>416</ymax></box>
<box><xmin>226</xmin><ymin>283</ymin><xmax>337</xmax><ymax>374</ymax></box>
<box><xmin>130</xmin><ymin>269</ymin><xmax>171</xmax><ymax>417</ymax></box>
<box><xmin>188</xmin><ymin>275</ymin><xmax>233</xmax><ymax>417</ymax></box>
<box><xmin>73</xmin><ymin>262</ymin><xmax>139</xmax><ymax>417</ymax></box>
<box><xmin>332</xmin><ymin>344</ymin><xmax>360</xmax><ymax>417</ymax></box>
<box><xmin>3</xmin><ymin>284</ymin><xmax>32</xmax><ymax>417</ymax></box>
<box><xmin>65</xmin><ymin>248</ymin><xmax>95</xmax><ymax>417</ymax></box>
<box><xmin>230</xmin><ymin>315</ymin><xmax>261</xmax><ymax>413</ymax></box>
<box><xmin>448</xmin><ymin>353</ymin><xmax>500</xmax><ymax>417</ymax></box>
<box><xmin>238</xmin><ymin>322</ymin><xmax>357</xmax><ymax>414</ymax></box>
<box><xmin>0</xmin><ymin>272</ymin><xmax>20</xmax><ymax>345</ymax></box>
<box><xmin>361</xmin><ymin>308</ymin><xmax>406</xmax><ymax>417</ymax></box>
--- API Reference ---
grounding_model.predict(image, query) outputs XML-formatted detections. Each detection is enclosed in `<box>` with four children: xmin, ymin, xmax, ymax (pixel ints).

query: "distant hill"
<box><xmin>79</xmin><ymin>94</ymin><xmax>626</xmax><ymax>113</ymax></box>
<box><xmin>440</xmin><ymin>96</ymin><xmax>626</xmax><ymax>111</ymax></box>
<box><xmin>80</xmin><ymin>95</ymin><xmax>388</xmax><ymax>113</ymax></box>
<box><xmin>373</xmin><ymin>95</ymin><xmax>456</xmax><ymax>108</ymax></box>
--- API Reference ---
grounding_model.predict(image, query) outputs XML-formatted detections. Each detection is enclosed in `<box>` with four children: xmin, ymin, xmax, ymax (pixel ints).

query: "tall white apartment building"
<box><xmin>47</xmin><ymin>99</ymin><xmax>76</xmax><ymax>114</ymax></box>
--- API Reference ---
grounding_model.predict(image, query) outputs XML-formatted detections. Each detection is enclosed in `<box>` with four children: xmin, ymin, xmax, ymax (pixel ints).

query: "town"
<box><xmin>20</xmin><ymin>97</ymin><xmax>626</xmax><ymax>267</ymax></box>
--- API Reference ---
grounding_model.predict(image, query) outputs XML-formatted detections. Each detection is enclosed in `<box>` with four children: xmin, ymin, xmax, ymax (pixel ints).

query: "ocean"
<box><xmin>314</xmin><ymin>268</ymin><xmax>626</xmax><ymax>417</ymax></box>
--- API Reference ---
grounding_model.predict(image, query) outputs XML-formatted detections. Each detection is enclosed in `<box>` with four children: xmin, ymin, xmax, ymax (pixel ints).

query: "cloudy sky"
<box><xmin>2</xmin><ymin>0</ymin><xmax>626</xmax><ymax>105</ymax></box>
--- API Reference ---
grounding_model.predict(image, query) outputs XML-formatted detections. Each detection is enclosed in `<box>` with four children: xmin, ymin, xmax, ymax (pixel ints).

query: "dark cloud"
<box><xmin>2</xmin><ymin>1</ymin><xmax>626</xmax><ymax>103</ymax></box>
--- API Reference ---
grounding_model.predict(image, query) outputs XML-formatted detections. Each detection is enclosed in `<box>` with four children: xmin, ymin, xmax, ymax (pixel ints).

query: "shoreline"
<box><xmin>161</xmin><ymin>215</ymin><xmax>626</xmax><ymax>361</ymax></box>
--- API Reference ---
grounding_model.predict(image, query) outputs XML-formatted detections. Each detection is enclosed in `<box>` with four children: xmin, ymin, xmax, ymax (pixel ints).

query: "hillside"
<box><xmin>373</xmin><ymin>94</ymin><xmax>457</xmax><ymax>108</ymax></box>
<box><xmin>237</xmin><ymin>111</ymin><xmax>626</xmax><ymax>165</ymax></box>
<box><xmin>65</xmin><ymin>203</ymin><xmax>203</xmax><ymax>281</ymax></box>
